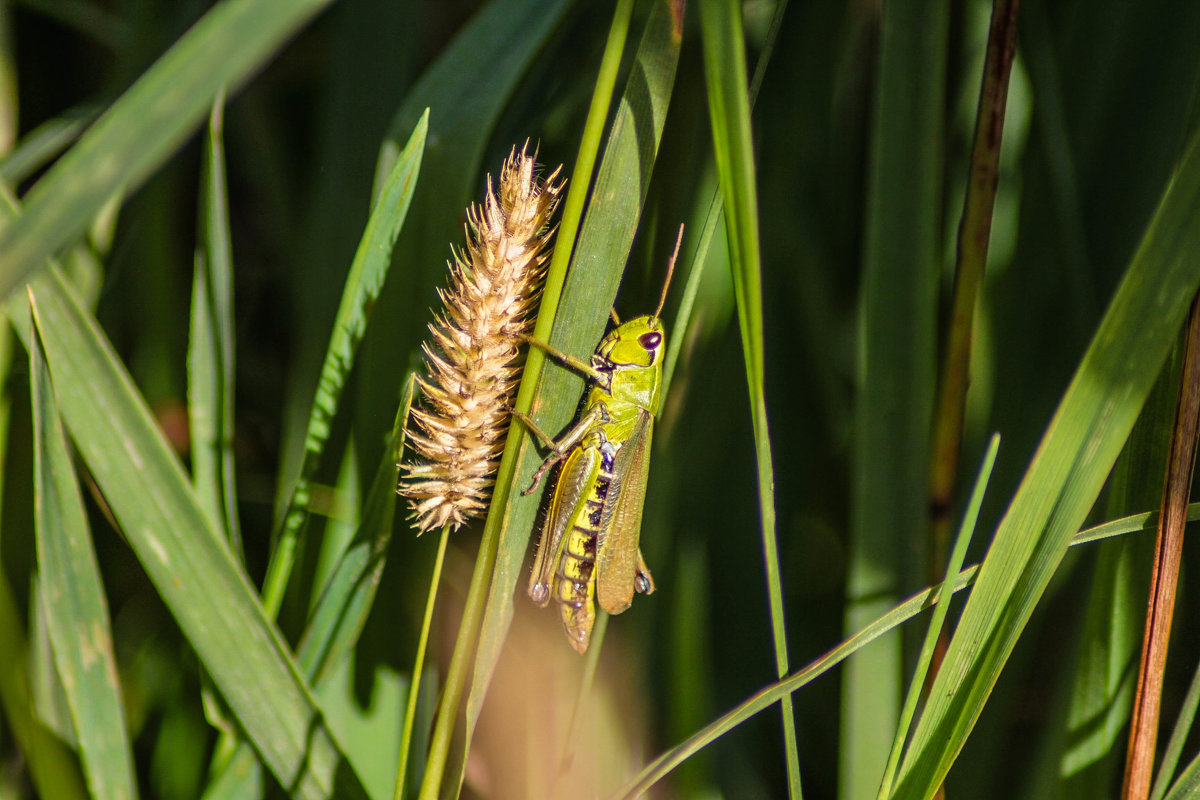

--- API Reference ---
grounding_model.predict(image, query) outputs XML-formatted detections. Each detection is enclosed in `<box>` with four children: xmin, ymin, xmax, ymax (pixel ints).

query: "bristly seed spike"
<box><xmin>398</xmin><ymin>146</ymin><xmax>565</xmax><ymax>534</ymax></box>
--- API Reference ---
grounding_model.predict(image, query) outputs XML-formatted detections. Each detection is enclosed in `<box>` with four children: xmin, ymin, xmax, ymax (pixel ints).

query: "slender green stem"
<box><xmin>395</xmin><ymin>523</ymin><xmax>450</xmax><ymax>800</ymax></box>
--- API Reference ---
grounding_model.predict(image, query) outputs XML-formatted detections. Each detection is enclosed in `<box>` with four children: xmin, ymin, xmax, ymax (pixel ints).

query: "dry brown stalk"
<box><xmin>399</xmin><ymin>146</ymin><xmax>563</xmax><ymax>533</ymax></box>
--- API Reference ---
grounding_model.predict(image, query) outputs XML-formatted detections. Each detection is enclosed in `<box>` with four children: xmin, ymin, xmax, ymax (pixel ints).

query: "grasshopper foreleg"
<box><xmin>510</xmin><ymin>404</ymin><xmax>608</xmax><ymax>495</ymax></box>
<box><xmin>520</xmin><ymin>334</ymin><xmax>608</xmax><ymax>384</ymax></box>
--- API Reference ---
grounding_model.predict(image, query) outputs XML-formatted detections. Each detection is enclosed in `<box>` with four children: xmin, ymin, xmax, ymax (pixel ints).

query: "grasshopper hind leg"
<box><xmin>635</xmin><ymin>549</ymin><xmax>655</xmax><ymax>595</ymax></box>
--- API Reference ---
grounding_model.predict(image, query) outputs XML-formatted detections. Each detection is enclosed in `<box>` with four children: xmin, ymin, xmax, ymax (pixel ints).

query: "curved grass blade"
<box><xmin>461</xmin><ymin>0</ymin><xmax>684</xmax><ymax>769</ymax></box>
<box><xmin>16</xmin><ymin>268</ymin><xmax>368</xmax><ymax>800</ymax></box>
<box><xmin>616</xmin><ymin>500</ymin><xmax>1186</xmax><ymax>799</ymax></box>
<box><xmin>891</xmin><ymin>127</ymin><xmax>1200</xmax><ymax>800</ymax></box>
<box><xmin>698</xmin><ymin>0</ymin><xmax>799</xmax><ymax>794</ymax></box>
<box><xmin>189</xmin><ymin>95</ymin><xmax>240</xmax><ymax>553</ymax></box>
<box><xmin>29</xmin><ymin>325</ymin><xmax>130</xmax><ymax>799</ymax></box>
<box><xmin>263</xmin><ymin>110</ymin><xmax>427</xmax><ymax>619</ymax></box>
<box><xmin>0</xmin><ymin>0</ymin><xmax>336</xmax><ymax>300</ymax></box>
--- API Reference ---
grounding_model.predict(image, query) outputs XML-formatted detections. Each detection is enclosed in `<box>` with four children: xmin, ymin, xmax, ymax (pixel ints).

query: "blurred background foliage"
<box><xmin>3</xmin><ymin>0</ymin><xmax>1200</xmax><ymax>798</ymax></box>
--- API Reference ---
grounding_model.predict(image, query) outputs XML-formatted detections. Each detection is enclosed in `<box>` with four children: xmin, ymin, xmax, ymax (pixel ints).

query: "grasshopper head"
<box><xmin>599</xmin><ymin>315</ymin><xmax>665</xmax><ymax>412</ymax></box>
<box><xmin>600</xmin><ymin>315</ymin><xmax>665</xmax><ymax>369</ymax></box>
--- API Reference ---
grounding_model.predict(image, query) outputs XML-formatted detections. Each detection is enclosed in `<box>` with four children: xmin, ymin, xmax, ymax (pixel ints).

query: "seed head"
<box><xmin>400</xmin><ymin>146</ymin><xmax>564</xmax><ymax>533</ymax></box>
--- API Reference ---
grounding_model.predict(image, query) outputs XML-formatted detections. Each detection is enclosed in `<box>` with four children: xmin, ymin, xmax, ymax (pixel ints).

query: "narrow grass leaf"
<box><xmin>17</xmin><ymin>269</ymin><xmax>367</xmax><ymax>800</ymax></box>
<box><xmin>698</xmin><ymin>0</ymin><xmax>800</xmax><ymax>794</ymax></box>
<box><xmin>1152</xmin><ymin>656</ymin><xmax>1200</xmax><ymax>800</ymax></box>
<box><xmin>189</xmin><ymin>95</ymin><xmax>240</xmax><ymax>552</ymax></box>
<box><xmin>0</xmin><ymin>564</ymin><xmax>86</xmax><ymax>799</ymax></box>
<box><xmin>879</xmin><ymin>435</ymin><xmax>998</xmax><ymax>797</ymax></box>
<box><xmin>332</xmin><ymin>0</ymin><xmax>573</xmax><ymax>512</ymax></box>
<box><xmin>891</xmin><ymin>128</ymin><xmax>1200</xmax><ymax>800</ymax></box>
<box><xmin>616</xmin><ymin>501</ymin><xmax>1179</xmax><ymax>799</ymax></box>
<box><xmin>205</xmin><ymin>385</ymin><xmax>414</xmax><ymax>800</ymax></box>
<box><xmin>262</xmin><ymin>110</ymin><xmax>426</xmax><ymax>618</ymax></box>
<box><xmin>30</xmin><ymin>324</ymin><xmax>135</xmax><ymax>800</ymax></box>
<box><xmin>0</xmin><ymin>0</ymin><xmax>335</xmax><ymax>300</ymax></box>
<box><xmin>0</xmin><ymin>104</ymin><xmax>96</xmax><ymax>186</ymax></box>
<box><xmin>843</xmin><ymin>0</ymin><xmax>947</xmax><ymax>794</ymax></box>
<box><xmin>464</xmin><ymin>0</ymin><xmax>683</xmax><ymax>755</ymax></box>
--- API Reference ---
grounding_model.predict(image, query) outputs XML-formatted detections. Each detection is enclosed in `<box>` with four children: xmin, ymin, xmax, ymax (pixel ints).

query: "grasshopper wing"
<box><xmin>596</xmin><ymin>410</ymin><xmax>653</xmax><ymax>614</ymax></box>
<box><xmin>527</xmin><ymin>445</ymin><xmax>602</xmax><ymax>606</ymax></box>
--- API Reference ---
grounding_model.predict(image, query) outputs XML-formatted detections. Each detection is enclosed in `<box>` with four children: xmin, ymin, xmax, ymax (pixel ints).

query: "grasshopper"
<box><xmin>516</xmin><ymin>227</ymin><xmax>681</xmax><ymax>653</ymax></box>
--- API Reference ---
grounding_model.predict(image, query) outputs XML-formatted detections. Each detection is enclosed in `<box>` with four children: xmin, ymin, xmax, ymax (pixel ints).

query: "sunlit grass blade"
<box><xmin>189</xmin><ymin>94</ymin><xmax>240</xmax><ymax>553</ymax></box>
<box><xmin>698</xmin><ymin>0</ymin><xmax>799</xmax><ymax>794</ymax></box>
<box><xmin>843</xmin><ymin>0</ymin><xmax>947</xmax><ymax>793</ymax></box>
<box><xmin>1043</xmin><ymin>334</ymin><xmax>1177</xmax><ymax>797</ymax></box>
<box><xmin>29</xmin><ymin>325</ymin><xmax>125</xmax><ymax>799</ymax></box>
<box><xmin>0</xmin><ymin>0</ymin><xmax>336</xmax><ymax>300</ymax></box>
<box><xmin>460</xmin><ymin>0</ymin><xmax>683</xmax><ymax>776</ymax></box>
<box><xmin>617</xmin><ymin>502</ymin><xmax>1190</xmax><ymax>799</ymax></box>
<box><xmin>1124</xmin><ymin>298</ymin><xmax>1200</xmax><ymax>799</ymax></box>
<box><xmin>891</xmin><ymin>126</ymin><xmax>1200</xmax><ymax>799</ymax></box>
<box><xmin>15</xmin><ymin>267</ymin><xmax>368</xmax><ymax>800</ymax></box>
<box><xmin>879</xmin><ymin>435</ymin><xmax>998</xmax><ymax>797</ymax></box>
<box><xmin>263</xmin><ymin>109</ymin><xmax>426</xmax><ymax>618</ymax></box>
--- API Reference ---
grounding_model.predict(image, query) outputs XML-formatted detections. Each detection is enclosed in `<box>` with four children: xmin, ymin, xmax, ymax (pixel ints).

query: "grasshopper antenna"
<box><xmin>655</xmin><ymin>223</ymin><xmax>684</xmax><ymax>319</ymax></box>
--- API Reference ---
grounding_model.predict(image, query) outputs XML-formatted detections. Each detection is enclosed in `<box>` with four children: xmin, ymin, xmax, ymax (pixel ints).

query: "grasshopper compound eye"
<box><xmin>638</xmin><ymin>331</ymin><xmax>662</xmax><ymax>350</ymax></box>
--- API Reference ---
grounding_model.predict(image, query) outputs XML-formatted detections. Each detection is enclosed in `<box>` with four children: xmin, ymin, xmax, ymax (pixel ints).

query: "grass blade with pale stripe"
<box><xmin>30</xmin><ymin>320</ymin><xmax>134</xmax><ymax>800</ymax></box>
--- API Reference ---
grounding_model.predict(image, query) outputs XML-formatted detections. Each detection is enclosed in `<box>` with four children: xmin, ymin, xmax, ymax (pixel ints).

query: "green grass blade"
<box><xmin>204</xmin><ymin>384</ymin><xmax>414</xmax><ymax>800</ymax></box>
<box><xmin>29</xmin><ymin>326</ymin><xmax>129</xmax><ymax>799</ymax></box>
<box><xmin>189</xmin><ymin>95</ymin><xmax>241</xmax><ymax>553</ymax></box>
<box><xmin>891</xmin><ymin>126</ymin><xmax>1200</xmax><ymax>799</ymax></box>
<box><xmin>333</xmin><ymin>0</ymin><xmax>573</xmax><ymax>508</ymax></box>
<box><xmin>879</xmin><ymin>435</ymin><xmax>998</xmax><ymax>797</ymax></box>
<box><xmin>262</xmin><ymin>109</ymin><xmax>427</xmax><ymax>619</ymax></box>
<box><xmin>461</xmin><ymin>0</ymin><xmax>683</xmax><ymax>767</ymax></box>
<box><xmin>0</xmin><ymin>564</ymin><xmax>86</xmax><ymax>799</ymax></box>
<box><xmin>698</xmin><ymin>0</ymin><xmax>800</xmax><ymax>795</ymax></box>
<box><xmin>299</xmin><ymin>379</ymin><xmax>412</xmax><ymax>685</ymax></box>
<box><xmin>0</xmin><ymin>0</ymin><xmax>336</xmax><ymax>300</ymax></box>
<box><xmin>17</xmin><ymin>269</ymin><xmax>367</xmax><ymax>800</ymax></box>
<box><xmin>0</xmin><ymin>104</ymin><xmax>95</xmax><ymax>186</ymax></box>
<box><xmin>617</xmin><ymin>567</ymin><xmax>982</xmax><ymax>799</ymax></box>
<box><xmin>1152</xmin><ymin>655</ymin><xmax>1200</xmax><ymax>800</ymax></box>
<box><xmin>1163</xmin><ymin>735</ymin><xmax>1200</xmax><ymax>800</ymax></box>
<box><xmin>1046</xmin><ymin>331</ymin><xmax>1177</xmax><ymax>796</ymax></box>
<box><xmin>615</xmin><ymin>501</ymin><xmax>1180</xmax><ymax>799</ymax></box>
<box><xmin>842</xmin><ymin>0</ymin><xmax>947</xmax><ymax>794</ymax></box>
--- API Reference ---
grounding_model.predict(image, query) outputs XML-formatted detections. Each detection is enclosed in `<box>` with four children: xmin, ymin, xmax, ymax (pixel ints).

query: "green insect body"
<box><xmin>522</xmin><ymin>228</ymin><xmax>681</xmax><ymax>654</ymax></box>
